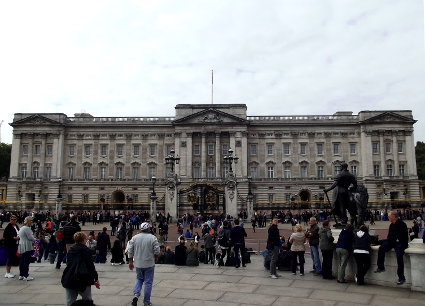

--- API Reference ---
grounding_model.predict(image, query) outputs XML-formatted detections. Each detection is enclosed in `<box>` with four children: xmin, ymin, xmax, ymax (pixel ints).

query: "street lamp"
<box><xmin>223</xmin><ymin>148</ymin><xmax>239</xmax><ymax>173</ymax></box>
<box><xmin>165</xmin><ymin>148</ymin><xmax>180</xmax><ymax>173</ymax></box>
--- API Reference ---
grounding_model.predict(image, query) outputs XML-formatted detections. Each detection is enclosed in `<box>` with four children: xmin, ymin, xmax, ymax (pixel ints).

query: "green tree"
<box><xmin>416</xmin><ymin>141</ymin><xmax>425</xmax><ymax>180</ymax></box>
<box><xmin>0</xmin><ymin>143</ymin><xmax>12</xmax><ymax>180</ymax></box>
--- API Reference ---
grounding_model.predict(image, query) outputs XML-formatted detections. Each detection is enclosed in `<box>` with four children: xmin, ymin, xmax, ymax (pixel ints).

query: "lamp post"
<box><xmin>247</xmin><ymin>176</ymin><xmax>254</xmax><ymax>221</ymax></box>
<box><xmin>165</xmin><ymin>148</ymin><xmax>180</xmax><ymax>173</ymax></box>
<box><xmin>150</xmin><ymin>176</ymin><xmax>157</xmax><ymax>221</ymax></box>
<box><xmin>223</xmin><ymin>148</ymin><xmax>239</xmax><ymax>173</ymax></box>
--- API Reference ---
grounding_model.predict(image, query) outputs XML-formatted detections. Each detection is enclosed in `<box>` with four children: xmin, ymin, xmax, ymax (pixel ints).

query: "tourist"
<box><xmin>18</xmin><ymin>216</ymin><xmax>37</xmax><ymax>281</ymax></box>
<box><xmin>230</xmin><ymin>218</ymin><xmax>247</xmax><ymax>268</ymax></box>
<box><xmin>61</xmin><ymin>232</ymin><xmax>99</xmax><ymax>306</ymax></box>
<box><xmin>319</xmin><ymin>220</ymin><xmax>335</xmax><ymax>280</ymax></box>
<box><xmin>186</xmin><ymin>240</ymin><xmax>199</xmax><ymax>266</ymax></box>
<box><xmin>335</xmin><ymin>223</ymin><xmax>355</xmax><ymax>283</ymax></box>
<box><xmin>267</xmin><ymin>218</ymin><xmax>281</xmax><ymax>278</ymax></box>
<box><xmin>95</xmin><ymin>227</ymin><xmax>111</xmax><ymax>263</ymax></box>
<box><xmin>163</xmin><ymin>246</ymin><xmax>175</xmax><ymax>264</ymax></box>
<box><xmin>353</xmin><ymin>225</ymin><xmax>371</xmax><ymax>286</ymax></box>
<box><xmin>305</xmin><ymin>217</ymin><xmax>321</xmax><ymax>275</ymax></box>
<box><xmin>111</xmin><ymin>240</ymin><xmax>125</xmax><ymax>265</ymax></box>
<box><xmin>289</xmin><ymin>224</ymin><xmax>306</xmax><ymax>276</ymax></box>
<box><xmin>127</xmin><ymin>222</ymin><xmax>160</xmax><ymax>306</ymax></box>
<box><xmin>3</xmin><ymin>215</ymin><xmax>20</xmax><ymax>278</ymax></box>
<box><xmin>175</xmin><ymin>238</ymin><xmax>187</xmax><ymax>266</ymax></box>
<box><xmin>374</xmin><ymin>211</ymin><xmax>408</xmax><ymax>285</ymax></box>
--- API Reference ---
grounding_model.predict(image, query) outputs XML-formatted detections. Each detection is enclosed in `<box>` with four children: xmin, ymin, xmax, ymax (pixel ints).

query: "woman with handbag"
<box><xmin>61</xmin><ymin>232</ymin><xmax>99</xmax><ymax>306</ymax></box>
<box><xmin>18</xmin><ymin>216</ymin><xmax>36</xmax><ymax>281</ymax></box>
<box><xmin>289</xmin><ymin>224</ymin><xmax>306</xmax><ymax>276</ymax></box>
<box><xmin>3</xmin><ymin>215</ymin><xmax>20</xmax><ymax>278</ymax></box>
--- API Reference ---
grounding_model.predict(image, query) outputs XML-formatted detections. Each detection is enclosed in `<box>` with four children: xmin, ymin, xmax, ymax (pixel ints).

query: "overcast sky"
<box><xmin>1</xmin><ymin>0</ymin><xmax>424</xmax><ymax>145</ymax></box>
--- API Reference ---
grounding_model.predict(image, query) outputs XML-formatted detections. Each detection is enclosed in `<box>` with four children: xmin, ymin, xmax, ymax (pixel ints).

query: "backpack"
<box><xmin>217</xmin><ymin>229</ymin><xmax>228</xmax><ymax>247</ymax></box>
<box><xmin>56</xmin><ymin>225</ymin><xmax>65</xmax><ymax>241</ymax></box>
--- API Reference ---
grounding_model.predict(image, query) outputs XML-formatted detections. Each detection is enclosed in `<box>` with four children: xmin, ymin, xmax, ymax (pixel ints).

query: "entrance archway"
<box><xmin>112</xmin><ymin>190</ymin><xmax>126</xmax><ymax>210</ymax></box>
<box><xmin>299</xmin><ymin>190</ymin><xmax>311</xmax><ymax>202</ymax></box>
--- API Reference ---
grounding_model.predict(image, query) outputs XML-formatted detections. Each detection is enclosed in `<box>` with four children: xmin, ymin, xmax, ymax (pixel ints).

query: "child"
<box><xmin>46</xmin><ymin>235</ymin><xmax>58</xmax><ymax>264</ymax></box>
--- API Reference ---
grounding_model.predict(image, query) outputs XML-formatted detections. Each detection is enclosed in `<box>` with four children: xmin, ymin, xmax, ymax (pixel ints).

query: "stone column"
<box><xmin>53</xmin><ymin>132</ymin><xmax>64</xmax><ymax>179</ymax></box>
<box><xmin>27</xmin><ymin>134</ymin><xmax>34</xmax><ymax>177</ymax></box>
<box><xmin>405</xmin><ymin>130</ymin><xmax>416</xmax><ymax>175</ymax></box>
<box><xmin>10</xmin><ymin>133</ymin><xmax>22</xmax><ymax>178</ymax></box>
<box><xmin>150</xmin><ymin>194</ymin><xmax>158</xmax><ymax>222</ymax></box>
<box><xmin>241</xmin><ymin>131</ymin><xmax>248</xmax><ymax>177</ymax></box>
<box><xmin>224</xmin><ymin>177</ymin><xmax>238</xmax><ymax>218</ymax></box>
<box><xmin>215</xmin><ymin>132</ymin><xmax>221</xmax><ymax>178</ymax></box>
<box><xmin>392</xmin><ymin>131</ymin><xmax>399</xmax><ymax>176</ymax></box>
<box><xmin>186</xmin><ymin>133</ymin><xmax>193</xmax><ymax>178</ymax></box>
<box><xmin>201</xmin><ymin>133</ymin><xmax>206</xmax><ymax>178</ymax></box>
<box><xmin>165</xmin><ymin>177</ymin><xmax>178</xmax><ymax>218</ymax></box>
<box><xmin>39</xmin><ymin>134</ymin><xmax>46</xmax><ymax>178</ymax></box>
<box><xmin>361</xmin><ymin>130</ymin><xmax>373</xmax><ymax>177</ymax></box>
<box><xmin>247</xmin><ymin>194</ymin><xmax>254</xmax><ymax>221</ymax></box>
<box><xmin>379</xmin><ymin>130</ymin><xmax>385</xmax><ymax>175</ymax></box>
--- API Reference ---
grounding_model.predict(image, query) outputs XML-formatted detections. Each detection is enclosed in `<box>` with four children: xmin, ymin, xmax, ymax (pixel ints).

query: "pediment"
<box><xmin>173</xmin><ymin>108</ymin><xmax>248</xmax><ymax>125</ymax></box>
<box><xmin>11</xmin><ymin>115</ymin><xmax>62</xmax><ymax>126</ymax></box>
<box><xmin>361</xmin><ymin>112</ymin><xmax>416</xmax><ymax>124</ymax></box>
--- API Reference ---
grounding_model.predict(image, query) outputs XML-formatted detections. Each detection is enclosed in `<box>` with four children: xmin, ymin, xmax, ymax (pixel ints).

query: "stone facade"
<box><xmin>6</xmin><ymin>104</ymin><xmax>420</xmax><ymax>216</ymax></box>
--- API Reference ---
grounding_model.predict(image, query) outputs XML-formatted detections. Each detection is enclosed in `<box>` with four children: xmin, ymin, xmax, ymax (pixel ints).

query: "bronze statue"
<box><xmin>323</xmin><ymin>162</ymin><xmax>357</xmax><ymax>226</ymax></box>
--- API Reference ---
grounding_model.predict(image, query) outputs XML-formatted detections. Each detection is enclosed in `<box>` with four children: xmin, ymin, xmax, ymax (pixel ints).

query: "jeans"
<box><xmin>233</xmin><ymin>243</ymin><xmax>246</xmax><ymax>267</ymax></box>
<box><xmin>377</xmin><ymin>242</ymin><xmax>406</xmax><ymax>280</ymax></box>
<box><xmin>205</xmin><ymin>247</ymin><xmax>215</xmax><ymax>264</ymax></box>
<box><xmin>56</xmin><ymin>241</ymin><xmax>66</xmax><ymax>268</ymax></box>
<box><xmin>269</xmin><ymin>245</ymin><xmax>279</xmax><ymax>275</ymax></box>
<box><xmin>19</xmin><ymin>251</ymin><xmax>32</xmax><ymax>278</ymax></box>
<box><xmin>310</xmin><ymin>245</ymin><xmax>321</xmax><ymax>273</ymax></box>
<box><xmin>134</xmin><ymin>266</ymin><xmax>155</xmax><ymax>304</ymax></box>
<box><xmin>354</xmin><ymin>253</ymin><xmax>370</xmax><ymax>285</ymax></box>
<box><xmin>321</xmin><ymin>249</ymin><xmax>334</xmax><ymax>279</ymax></box>
<box><xmin>95</xmin><ymin>250</ymin><xmax>107</xmax><ymax>263</ymax></box>
<box><xmin>65</xmin><ymin>286</ymin><xmax>92</xmax><ymax>306</ymax></box>
<box><xmin>291</xmin><ymin>251</ymin><xmax>305</xmax><ymax>274</ymax></box>
<box><xmin>336</xmin><ymin>248</ymin><xmax>349</xmax><ymax>281</ymax></box>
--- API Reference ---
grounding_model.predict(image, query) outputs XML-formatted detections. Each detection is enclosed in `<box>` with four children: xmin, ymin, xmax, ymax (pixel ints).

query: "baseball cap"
<box><xmin>140</xmin><ymin>222</ymin><xmax>152</xmax><ymax>230</ymax></box>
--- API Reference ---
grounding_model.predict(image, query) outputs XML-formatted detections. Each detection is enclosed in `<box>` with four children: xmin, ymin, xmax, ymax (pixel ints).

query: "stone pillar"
<box><xmin>150</xmin><ymin>194</ymin><xmax>158</xmax><ymax>222</ymax></box>
<box><xmin>224</xmin><ymin>174</ymin><xmax>238</xmax><ymax>218</ymax></box>
<box><xmin>247</xmin><ymin>194</ymin><xmax>254</xmax><ymax>221</ymax></box>
<box><xmin>405</xmin><ymin>130</ymin><xmax>416</xmax><ymax>175</ymax></box>
<box><xmin>241</xmin><ymin>131</ymin><xmax>248</xmax><ymax>178</ymax></box>
<box><xmin>165</xmin><ymin>177</ymin><xmax>178</xmax><ymax>218</ymax></box>
<box><xmin>27</xmin><ymin>134</ymin><xmax>34</xmax><ymax>177</ymax></box>
<box><xmin>215</xmin><ymin>133</ymin><xmax>221</xmax><ymax>178</ymax></box>
<box><xmin>10</xmin><ymin>133</ymin><xmax>22</xmax><ymax>178</ymax></box>
<box><xmin>361</xmin><ymin>130</ymin><xmax>372</xmax><ymax>177</ymax></box>
<box><xmin>39</xmin><ymin>134</ymin><xmax>46</xmax><ymax>178</ymax></box>
<box><xmin>186</xmin><ymin>133</ymin><xmax>193</xmax><ymax>178</ymax></box>
<box><xmin>379</xmin><ymin>131</ymin><xmax>385</xmax><ymax>175</ymax></box>
<box><xmin>392</xmin><ymin>131</ymin><xmax>399</xmax><ymax>176</ymax></box>
<box><xmin>201</xmin><ymin>133</ymin><xmax>206</xmax><ymax>178</ymax></box>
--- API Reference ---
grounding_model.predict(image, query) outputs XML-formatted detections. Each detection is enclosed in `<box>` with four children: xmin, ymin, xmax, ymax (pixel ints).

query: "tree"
<box><xmin>0</xmin><ymin>143</ymin><xmax>12</xmax><ymax>180</ymax></box>
<box><xmin>415</xmin><ymin>141</ymin><xmax>425</xmax><ymax>180</ymax></box>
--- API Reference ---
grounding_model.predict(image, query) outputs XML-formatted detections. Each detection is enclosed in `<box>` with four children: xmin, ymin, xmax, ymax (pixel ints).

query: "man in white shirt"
<box><xmin>127</xmin><ymin>222</ymin><xmax>160</xmax><ymax>306</ymax></box>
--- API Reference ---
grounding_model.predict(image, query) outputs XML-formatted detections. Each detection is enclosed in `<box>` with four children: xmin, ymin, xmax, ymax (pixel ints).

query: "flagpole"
<box><xmin>211</xmin><ymin>70</ymin><xmax>213</xmax><ymax>104</ymax></box>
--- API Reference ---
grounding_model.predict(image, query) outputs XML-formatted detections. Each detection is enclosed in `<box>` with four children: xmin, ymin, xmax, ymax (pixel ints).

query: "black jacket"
<box><xmin>387</xmin><ymin>219</ymin><xmax>408</xmax><ymax>249</ymax></box>
<box><xmin>267</xmin><ymin>224</ymin><xmax>280</xmax><ymax>246</ymax></box>
<box><xmin>63</xmin><ymin>221</ymin><xmax>81</xmax><ymax>244</ymax></box>
<box><xmin>96</xmin><ymin>232</ymin><xmax>111</xmax><ymax>251</ymax></box>
<box><xmin>3</xmin><ymin>223</ymin><xmax>20</xmax><ymax>247</ymax></box>
<box><xmin>174</xmin><ymin>244</ymin><xmax>187</xmax><ymax>265</ymax></box>
<box><xmin>230</xmin><ymin>226</ymin><xmax>247</xmax><ymax>245</ymax></box>
<box><xmin>353</xmin><ymin>231</ymin><xmax>371</xmax><ymax>252</ymax></box>
<box><xmin>61</xmin><ymin>244</ymin><xmax>98</xmax><ymax>292</ymax></box>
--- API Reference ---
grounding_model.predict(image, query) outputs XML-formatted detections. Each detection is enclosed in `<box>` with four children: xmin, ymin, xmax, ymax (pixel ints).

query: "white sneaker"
<box><xmin>4</xmin><ymin>273</ymin><xmax>15</xmax><ymax>278</ymax></box>
<box><xmin>269</xmin><ymin>274</ymin><xmax>278</xmax><ymax>279</ymax></box>
<box><xmin>24</xmin><ymin>276</ymin><xmax>34</xmax><ymax>281</ymax></box>
<box><xmin>18</xmin><ymin>276</ymin><xmax>24</xmax><ymax>280</ymax></box>
<box><xmin>275</xmin><ymin>273</ymin><xmax>282</xmax><ymax>277</ymax></box>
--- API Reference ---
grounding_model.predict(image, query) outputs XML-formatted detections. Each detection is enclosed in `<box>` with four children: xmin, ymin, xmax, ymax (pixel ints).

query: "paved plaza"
<box><xmin>1</xmin><ymin>219</ymin><xmax>425</xmax><ymax>306</ymax></box>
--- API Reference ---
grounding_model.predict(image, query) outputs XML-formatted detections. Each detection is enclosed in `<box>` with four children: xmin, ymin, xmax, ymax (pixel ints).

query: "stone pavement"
<box><xmin>1</xmin><ymin>253</ymin><xmax>425</xmax><ymax>306</ymax></box>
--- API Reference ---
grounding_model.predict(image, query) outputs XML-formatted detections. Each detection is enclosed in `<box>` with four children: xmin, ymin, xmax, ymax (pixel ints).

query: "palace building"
<box><xmin>6</xmin><ymin>104</ymin><xmax>420</xmax><ymax>217</ymax></box>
